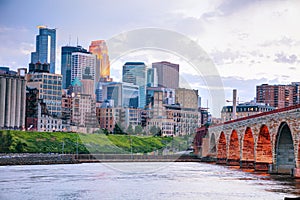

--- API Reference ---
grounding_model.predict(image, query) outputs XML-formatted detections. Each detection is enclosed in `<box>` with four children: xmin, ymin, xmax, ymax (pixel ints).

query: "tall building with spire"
<box><xmin>89</xmin><ymin>40</ymin><xmax>110</xmax><ymax>82</ymax></box>
<box><xmin>31</xmin><ymin>26</ymin><xmax>56</xmax><ymax>74</ymax></box>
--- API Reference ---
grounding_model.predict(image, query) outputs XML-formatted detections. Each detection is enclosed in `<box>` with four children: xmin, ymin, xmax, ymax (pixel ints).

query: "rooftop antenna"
<box><xmin>68</xmin><ymin>35</ymin><xmax>71</xmax><ymax>46</ymax></box>
<box><xmin>76</xmin><ymin>36</ymin><xmax>79</xmax><ymax>46</ymax></box>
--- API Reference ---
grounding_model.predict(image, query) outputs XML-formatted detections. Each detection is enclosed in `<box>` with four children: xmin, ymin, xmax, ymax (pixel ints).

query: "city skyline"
<box><xmin>1</xmin><ymin>0</ymin><xmax>300</xmax><ymax>116</ymax></box>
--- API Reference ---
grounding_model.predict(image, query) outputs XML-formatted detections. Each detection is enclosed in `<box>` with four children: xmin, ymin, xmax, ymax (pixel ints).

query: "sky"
<box><xmin>0</xmin><ymin>0</ymin><xmax>300</xmax><ymax>116</ymax></box>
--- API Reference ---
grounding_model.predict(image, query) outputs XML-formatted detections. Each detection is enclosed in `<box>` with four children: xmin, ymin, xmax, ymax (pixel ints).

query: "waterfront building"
<box><xmin>221</xmin><ymin>102</ymin><xmax>275</xmax><ymax>122</ymax></box>
<box><xmin>122</xmin><ymin>62</ymin><xmax>147</xmax><ymax>108</ymax></box>
<box><xmin>124</xmin><ymin>108</ymin><xmax>142</xmax><ymax>129</ymax></box>
<box><xmin>145</xmin><ymin>89</ymin><xmax>198</xmax><ymax>136</ymax></box>
<box><xmin>89</xmin><ymin>40</ymin><xmax>111</xmax><ymax>83</ymax></box>
<box><xmin>152</xmin><ymin>61</ymin><xmax>179</xmax><ymax>89</ymax></box>
<box><xmin>164</xmin><ymin>105</ymin><xmax>199</xmax><ymax>136</ymax></box>
<box><xmin>26</xmin><ymin>63</ymin><xmax>62</xmax><ymax>117</ymax></box>
<box><xmin>256</xmin><ymin>83</ymin><xmax>298</xmax><ymax>109</ymax></box>
<box><xmin>61</xmin><ymin>45</ymin><xmax>88</xmax><ymax>89</ymax></box>
<box><xmin>0</xmin><ymin>69</ymin><xmax>26</xmax><ymax>130</ymax></box>
<box><xmin>96</xmin><ymin>105</ymin><xmax>126</xmax><ymax>132</ymax></box>
<box><xmin>31</xmin><ymin>26</ymin><xmax>56</xmax><ymax>74</ymax></box>
<box><xmin>26</xmin><ymin>87</ymin><xmax>66</xmax><ymax>132</ymax></box>
<box><xmin>71</xmin><ymin>93</ymin><xmax>98</xmax><ymax>128</ymax></box>
<box><xmin>66</xmin><ymin>78</ymin><xmax>98</xmax><ymax>130</ymax></box>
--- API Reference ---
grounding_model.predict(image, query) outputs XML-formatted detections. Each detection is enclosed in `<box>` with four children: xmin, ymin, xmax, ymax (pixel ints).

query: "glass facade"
<box><xmin>122</xmin><ymin>62</ymin><xmax>147</xmax><ymax>108</ymax></box>
<box><xmin>31</xmin><ymin>27</ymin><xmax>56</xmax><ymax>74</ymax></box>
<box><xmin>61</xmin><ymin>46</ymin><xmax>87</xmax><ymax>89</ymax></box>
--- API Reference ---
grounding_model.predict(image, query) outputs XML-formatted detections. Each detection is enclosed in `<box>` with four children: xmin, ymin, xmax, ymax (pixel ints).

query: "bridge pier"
<box><xmin>292</xmin><ymin>168</ymin><xmax>300</xmax><ymax>178</ymax></box>
<box><xmin>226</xmin><ymin>159</ymin><xmax>240</xmax><ymax>166</ymax></box>
<box><xmin>240</xmin><ymin>160</ymin><xmax>254</xmax><ymax>169</ymax></box>
<box><xmin>254</xmin><ymin>162</ymin><xmax>270</xmax><ymax>171</ymax></box>
<box><xmin>216</xmin><ymin>158</ymin><xmax>227</xmax><ymax>165</ymax></box>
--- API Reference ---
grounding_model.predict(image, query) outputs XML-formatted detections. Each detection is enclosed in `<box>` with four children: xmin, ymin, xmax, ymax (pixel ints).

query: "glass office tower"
<box><xmin>31</xmin><ymin>26</ymin><xmax>56</xmax><ymax>74</ymax></box>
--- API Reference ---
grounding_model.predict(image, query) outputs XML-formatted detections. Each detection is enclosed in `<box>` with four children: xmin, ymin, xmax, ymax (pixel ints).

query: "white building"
<box><xmin>71</xmin><ymin>52</ymin><xmax>96</xmax><ymax>93</ymax></box>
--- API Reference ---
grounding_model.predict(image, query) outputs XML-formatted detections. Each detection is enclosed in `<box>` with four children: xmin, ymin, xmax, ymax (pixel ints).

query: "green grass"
<box><xmin>0</xmin><ymin>130</ymin><xmax>190</xmax><ymax>154</ymax></box>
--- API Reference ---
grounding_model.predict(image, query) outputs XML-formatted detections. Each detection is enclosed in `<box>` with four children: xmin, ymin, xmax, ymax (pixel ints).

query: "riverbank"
<box><xmin>0</xmin><ymin>154</ymin><xmax>78</xmax><ymax>165</ymax></box>
<box><xmin>0</xmin><ymin>153</ymin><xmax>200</xmax><ymax>165</ymax></box>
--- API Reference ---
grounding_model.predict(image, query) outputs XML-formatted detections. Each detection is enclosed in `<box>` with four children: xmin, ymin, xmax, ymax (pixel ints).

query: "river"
<box><xmin>0</xmin><ymin>162</ymin><xmax>299</xmax><ymax>200</ymax></box>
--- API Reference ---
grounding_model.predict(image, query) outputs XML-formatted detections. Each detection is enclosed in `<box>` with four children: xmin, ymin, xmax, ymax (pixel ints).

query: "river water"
<box><xmin>0</xmin><ymin>162</ymin><xmax>300</xmax><ymax>200</ymax></box>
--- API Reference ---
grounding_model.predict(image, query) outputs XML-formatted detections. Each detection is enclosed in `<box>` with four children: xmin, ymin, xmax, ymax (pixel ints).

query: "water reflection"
<box><xmin>0</xmin><ymin>162</ymin><xmax>300</xmax><ymax>200</ymax></box>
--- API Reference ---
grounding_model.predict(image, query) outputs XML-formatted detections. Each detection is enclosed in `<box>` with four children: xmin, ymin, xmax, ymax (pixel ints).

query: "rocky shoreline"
<box><xmin>0</xmin><ymin>154</ymin><xmax>79</xmax><ymax>165</ymax></box>
<box><xmin>0</xmin><ymin>153</ymin><xmax>201</xmax><ymax>165</ymax></box>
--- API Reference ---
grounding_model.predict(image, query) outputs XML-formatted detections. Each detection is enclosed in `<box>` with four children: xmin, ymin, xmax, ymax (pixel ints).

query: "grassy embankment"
<box><xmin>0</xmin><ymin>130</ymin><xmax>190</xmax><ymax>154</ymax></box>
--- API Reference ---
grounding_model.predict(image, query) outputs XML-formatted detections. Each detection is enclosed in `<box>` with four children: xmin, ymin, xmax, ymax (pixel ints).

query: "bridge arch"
<box><xmin>217</xmin><ymin>131</ymin><xmax>227</xmax><ymax>164</ymax></box>
<box><xmin>275</xmin><ymin>122</ymin><xmax>295</xmax><ymax>174</ymax></box>
<box><xmin>210</xmin><ymin>133</ymin><xmax>216</xmax><ymax>154</ymax></box>
<box><xmin>241</xmin><ymin>127</ymin><xmax>254</xmax><ymax>168</ymax></box>
<box><xmin>228</xmin><ymin>130</ymin><xmax>240</xmax><ymax>165</ymax></box>
<box><xmin>255</xmin><ymin>125</ymin><xmax>273</xmax><ymax>170</ymax></box>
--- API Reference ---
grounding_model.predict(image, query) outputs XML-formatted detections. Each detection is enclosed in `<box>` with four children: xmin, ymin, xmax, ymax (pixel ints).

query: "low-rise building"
<box><xmin>221</xmin><ymin>102</ymin><xmax>275</xmax><ymax>122</ymax></box>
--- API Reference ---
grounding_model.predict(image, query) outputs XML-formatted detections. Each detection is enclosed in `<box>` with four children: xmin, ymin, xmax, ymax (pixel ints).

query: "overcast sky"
<box><xmin>1</xmin><ymin>0</ymin><xmax>300</xmax><ymax>116</ymax></box>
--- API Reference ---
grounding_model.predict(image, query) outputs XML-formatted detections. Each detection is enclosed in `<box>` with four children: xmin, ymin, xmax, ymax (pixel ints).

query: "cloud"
<box><xmin>274</xmin><ymin>52</ymin><xmax>298</xmax><ymax>64</ymax></box>
<box><xmin>260</xmin><ymin>36</ymin><xmax>300</xmax><ymax>47</ymax></box>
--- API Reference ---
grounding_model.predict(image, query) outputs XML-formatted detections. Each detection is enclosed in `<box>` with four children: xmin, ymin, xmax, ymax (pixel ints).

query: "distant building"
<box><xmin>175</xmin><ymin>88</ymin><xmax>198</xmax><ymax>110</ymax></box>
<box><xmin>31</xmin><ymin>26</ymin><xmax>56</xmax><ymax>74</ymax></box>
<box><xmin>103</xmin><ymin>82</ymin><xmax>139</xmax><ymax>108</ymax></box>
<box><xmin>145</xmin><ymin>89</ymin><xmax>198</xmax><ymax>136</ymax></box>
<box><xmin>26</xmin><ymin>87</ymin><xmax>66</xmax><ymax>132</ymax></box>
<box><xmin>146</xmin><ymin>87</ymin><xmax>175</xmax><ymax>107</ymax></box>
<box><xmin>146</xmin><ymin>68</ymin><xmax>158</xmax><ymax>87</ymax></box>
<box><xmin>221</xmin><ymin>103</ymin><xmax>275</xmax><ymax>122</ymax></box>
<box><xmin>122</xmin><ymin>62</ymin><xmax>147</xmax><ymax>108</ymax></box>
<box><xmin>26</xmin><ymin>64</ymin><xmax>62</xmax><ymax>117</ymax></box>
<box><xmin>95</xmin><ymin>77</ymin><xmax>113</xmax><ymax>102</ymax></box>
<box><xmin>71</xmin><ymin>93</ymin><xmax>98</xmax><ymax>128</ymax></box>
<box><xmin>0</xmin><ymin>69</ymin><xmax>26</xmax><ymax>129</ymax></box>
<box><xmin>152</xmin><ymin>61</ymin><xmax>179</xmax><ymax>89</ymax></box>
<box><xmin>256</xmin><ymin>83</ymin><xmax>298</xmax><ymax>109</ymax></box>
<box><xmin>71</xmin><ymin>51</ymin><xmax>97</xmax><ymax>94</ymax></box>
<box><xmin>89</xmin><ymin>40</ymin><xmax>111</xmax><ymax>83</ymax></box>
<box><xmin>61</xmin><ymin>45</ymin><xmax>88</xmax><ymax>89</ymax></box>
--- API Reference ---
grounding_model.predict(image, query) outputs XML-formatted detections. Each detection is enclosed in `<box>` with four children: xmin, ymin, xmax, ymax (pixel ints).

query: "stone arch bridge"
<box><xmin>200</xmin><ymin>104</ymin><xmax>300</xmax><ymax>177</ymax></box>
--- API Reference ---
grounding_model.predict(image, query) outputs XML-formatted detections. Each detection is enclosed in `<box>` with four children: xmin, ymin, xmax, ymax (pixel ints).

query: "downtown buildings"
<box><xmin>1</xmin><ymin>27</ymin><xmax>205</xmax><ymax>136</ymax></box>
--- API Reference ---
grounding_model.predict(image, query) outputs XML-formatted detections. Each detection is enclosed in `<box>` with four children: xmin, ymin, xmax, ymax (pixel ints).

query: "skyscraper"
<box><xmin>146</xmin><ymin>68</ymin><xmax>158</xmax><ymax>87</ymax></box>
<box><xmin>71</xmin><ymin>51</ymin><xmax>96</xmax><ymax>96</ymax></box>
<box><xmin>122</xmin><ymin>62</ymin><xmax>147</xmax><ymax>108</ymax></box>
<box><xmin>89</xmin><ymin>40</ymin><xmax>111</xmax><ymax>81</ymax></box>
<box><xmin>31</xmin><ymin>26</ymin><xmax>56</xmax><ymax>74</ymax></box>
<box><xmin>61</xmin><ymin>45</ymin><xmax>88</xmax><ymax>89</ymax></box>
<box><xmin>152</xmin><ymin>61</ymin><xmax>179</xmax><ymax>89</ymax></box>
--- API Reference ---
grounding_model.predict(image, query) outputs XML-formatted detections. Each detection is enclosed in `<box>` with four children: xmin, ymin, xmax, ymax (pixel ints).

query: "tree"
<box><xmin>134</xmin><ymin>125</ymin><xmax>143</xmax><ymax>135</ymax></box>
<box><xmin>113</xmin><ymin>123</ymin><xmax>126</xmax><ymax>135</ymax></box>
<box><xmin>150</xmin><ymin>126</ymin><xmax>158</xmax><ymax>135</ymax></box>
<box><xmin>0</xmin><ymin>131</ymin><xmax>12</xmax><ymax>153</ymax></box>
<box><xmin>126</xmin><ymin>124</ymin><xmax>134</xmax><ymax>135</ymax></box>
<box><xmin>15</xmin><ymin>140</ymin><xmax>26</xmax><ymax>153</ymax></box>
